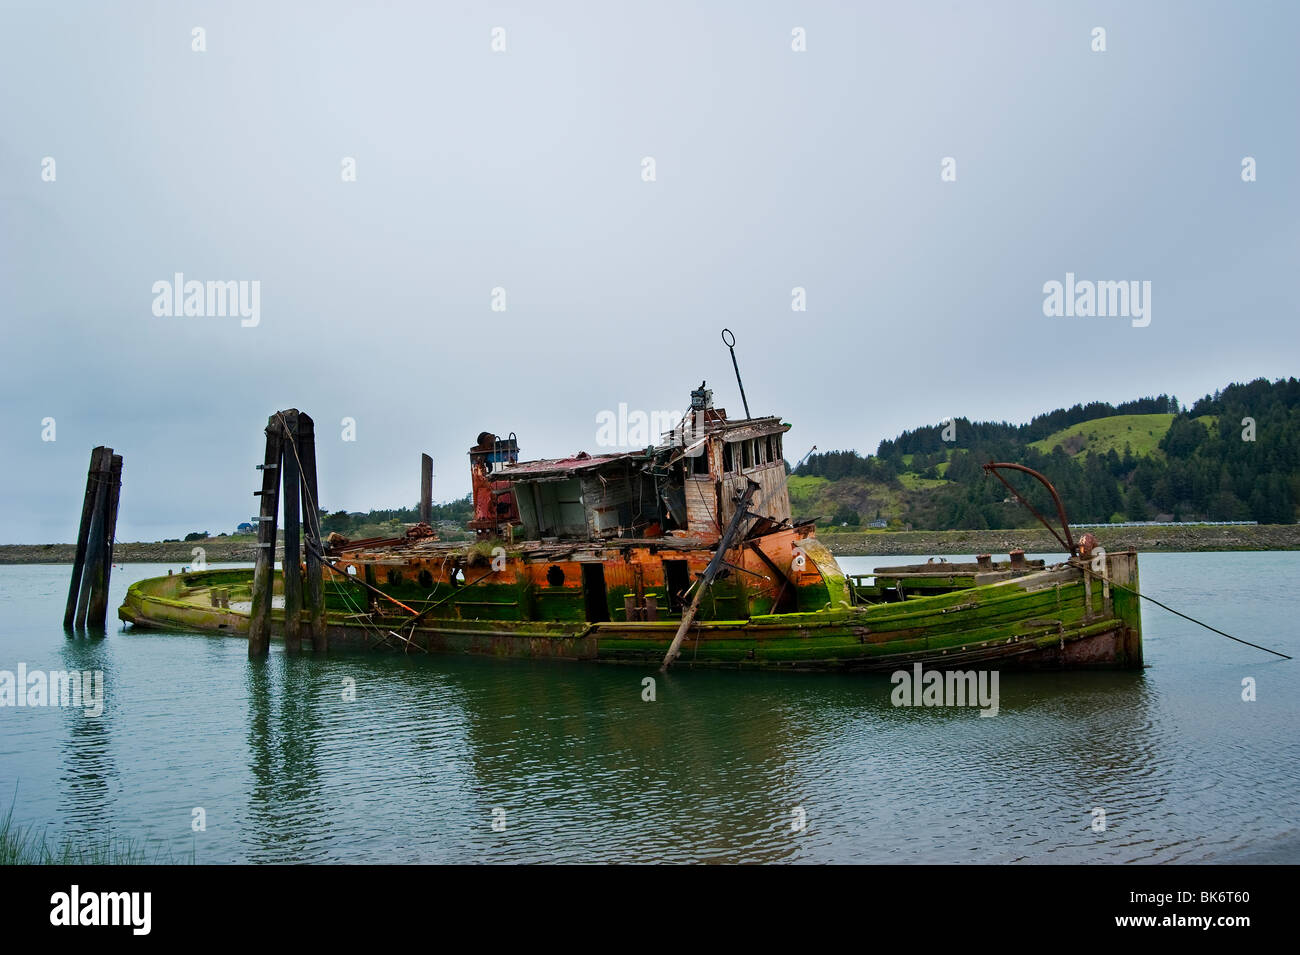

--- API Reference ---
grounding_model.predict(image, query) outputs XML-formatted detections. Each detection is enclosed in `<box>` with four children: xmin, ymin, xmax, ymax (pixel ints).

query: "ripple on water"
<box><xmin>1</xmin><ymin>557</ymin><xmax>1298</xmax><ymax>862</ymax></box>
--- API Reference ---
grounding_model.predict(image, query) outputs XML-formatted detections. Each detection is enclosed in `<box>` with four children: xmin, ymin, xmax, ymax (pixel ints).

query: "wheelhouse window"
<box><xmin>691</xmin><ymin>447</ymin><xmax>709</xmax><ymax>475</ymax></box>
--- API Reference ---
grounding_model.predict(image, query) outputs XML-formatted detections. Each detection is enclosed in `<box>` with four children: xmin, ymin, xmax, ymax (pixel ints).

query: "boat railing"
<box><xmin>846</xmin><ymin>574</ymin><xmax>876</xmax><ymax>605</ymax></box>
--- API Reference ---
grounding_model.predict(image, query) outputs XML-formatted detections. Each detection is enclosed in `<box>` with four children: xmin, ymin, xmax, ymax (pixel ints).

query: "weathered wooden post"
<box><xmin>65</xmin><ymin>447</ymin><xmax>109</xmax><ymax>628</ymax></box>
<box><xmin>280</xmin><ymin>411</ymin><xmax>303</xmax><ymax>654</ymax></box>
<box><xmin>420</xmin><ymin>453</ymin><xmax>433</xmax><ymax>525</ymax></box>
<box><xmin>87</xmin><ymin>452</ymin><xmax>125</xmax><ymax>627</ymax></box>
<box><xmin>104</xmin><ymin>454</ymin><xmax>123</xmax><ymax>574</ymax></box>
<box><xmin>249</xmin><ymin>414</ymin><xmax>284</xmax><ymax>657</ymax></box>
<box><xmin>75</xmin><ymin>449</ymin><xmax>114</xmax><ymax>628</ymax></box>
<box><xmin>298</xmin><ymin>413</ymin><xmax>326</xmax><ymax>652</ymax></box>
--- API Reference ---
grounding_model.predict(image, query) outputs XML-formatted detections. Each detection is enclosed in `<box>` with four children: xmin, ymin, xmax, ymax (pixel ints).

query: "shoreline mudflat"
<box><xmin>0</xmin><ymin>538</ymin><xmax>272</xmax><ymax>565</ymax></box>
<box><xmin>1</xmin><ymin>523</ymin><xmax>1297</xmax><ymax>564</ymax></box>
<box><xmin>817</xmin><ymin>523</ymin><xmax>1300</xmax><ymax>557</ymax></box>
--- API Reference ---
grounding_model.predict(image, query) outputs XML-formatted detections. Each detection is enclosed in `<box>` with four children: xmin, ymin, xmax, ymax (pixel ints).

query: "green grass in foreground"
<box><xmin>1</xmin><ymin>798</ymin><xmax>192</xmax><ymax>865</ymax></box>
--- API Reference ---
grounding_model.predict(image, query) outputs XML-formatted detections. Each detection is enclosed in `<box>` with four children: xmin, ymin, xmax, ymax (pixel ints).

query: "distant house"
<box><xmin>867</xmin><ymin>518</ymin><xmax>888</xmax><ymax>529</ymax></box>
<box><xmin>236</xmin><ymin>522</ymin><xmax>254</xmax><ymax>533</ymax></box>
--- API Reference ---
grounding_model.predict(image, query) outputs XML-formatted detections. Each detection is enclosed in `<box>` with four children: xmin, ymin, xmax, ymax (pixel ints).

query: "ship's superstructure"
<box><xmin>322</xmin><ymin>383</ymin><xmax>839</xmax><ymax>625</ymax></box>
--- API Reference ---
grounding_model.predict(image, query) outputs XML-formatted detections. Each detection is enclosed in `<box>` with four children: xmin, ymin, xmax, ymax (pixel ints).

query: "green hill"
<box><xmin>1029</xmin><ymin>413</ymin><xmax>1177</xmax><ymax>458</ymax></box>
<box><xmin>1029</xmin><ymin>413</ymin><xmax>1220</xmax><ymax>460</ymax></box>
<box><xmin>787</xmin><ymin>474</ymin><xmax>901</xmax><ymax>526</ymax></box>
<box><xmin>787</xmin><ymin>472</ymin><xmax>955</xmax><ymax>529</ymax></box>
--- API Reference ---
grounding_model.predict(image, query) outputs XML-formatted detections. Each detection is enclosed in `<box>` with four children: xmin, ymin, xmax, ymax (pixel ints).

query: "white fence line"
<box><xmin>1072</xmin><ymin>521</ymin><xmax>1259</xmax><ymax>528</ymax></box>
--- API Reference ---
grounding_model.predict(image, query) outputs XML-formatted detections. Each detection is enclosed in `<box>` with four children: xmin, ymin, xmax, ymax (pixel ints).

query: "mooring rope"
<box><xmin>277</xmin><ymin>411</ymin><xmax>434</xmax><ymax>652</ymax></box>
<box><xmin>1077</xmin><ymin>562</ymin><xmax>1292</xmax><ymax>660</ymax></box>
<box><xmin>326</xmin><ymin>571</ymin><xmax>390</xmax><ymax>648</ymax></box>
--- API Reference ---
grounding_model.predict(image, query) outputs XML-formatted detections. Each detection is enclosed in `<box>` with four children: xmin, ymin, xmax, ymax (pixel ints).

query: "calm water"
<box><xmin>1</xmin><ymin>553</ymin><xmax>1297</xmax><ymax>864</ymax></box>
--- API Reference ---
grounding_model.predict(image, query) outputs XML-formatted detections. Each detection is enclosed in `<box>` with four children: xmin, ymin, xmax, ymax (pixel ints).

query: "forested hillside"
<box><xmin>792</xmin><ymin>378</ymin><xmax>1299</xmax><ymax>530</ymax></box>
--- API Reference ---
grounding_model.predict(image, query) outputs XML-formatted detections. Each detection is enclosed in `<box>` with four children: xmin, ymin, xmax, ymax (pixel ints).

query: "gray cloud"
<box><xmin>2</xmin><ymin>1</ymin><xmax>1297</xmax><ymax>542</ymax></box>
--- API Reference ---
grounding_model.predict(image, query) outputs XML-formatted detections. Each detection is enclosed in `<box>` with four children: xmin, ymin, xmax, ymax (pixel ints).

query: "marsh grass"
<box><xmin>1</xmin><ymin>797</ymin><xmax>192</xmax><ymax>865</ymax></box>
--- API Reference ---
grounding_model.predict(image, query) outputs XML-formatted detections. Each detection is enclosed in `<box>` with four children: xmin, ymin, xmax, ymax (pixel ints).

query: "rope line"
<box><xmin>1077</xmin><ymin>562</ymin><xmax>1292</xmax><ymax>661</ymax></box>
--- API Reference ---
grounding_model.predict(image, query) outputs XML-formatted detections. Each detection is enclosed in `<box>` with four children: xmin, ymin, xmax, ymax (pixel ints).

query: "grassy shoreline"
<box><xmin>1</xmin><ymin>523</ymin><xmax>1297</xmax><ymax>564</ymax></box>
<box><xmin>1</xmin><ymin>801</ymin><xmax>190</xmax><ymax>865</ymax></box>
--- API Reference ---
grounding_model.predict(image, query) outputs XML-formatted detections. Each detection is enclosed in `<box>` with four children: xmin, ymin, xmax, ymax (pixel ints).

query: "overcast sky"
<box><xmin>2</xmin><ymin>1</ymin><xmax>1297</xmax><ymax>543</ymax></box>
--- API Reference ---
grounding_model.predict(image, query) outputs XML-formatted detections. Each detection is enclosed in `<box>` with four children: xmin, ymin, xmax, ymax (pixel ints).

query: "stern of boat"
<box><xmin>1102</xmin><ymin>548</ymin><xmax>1143</xmax><ymax>668</ymax></box>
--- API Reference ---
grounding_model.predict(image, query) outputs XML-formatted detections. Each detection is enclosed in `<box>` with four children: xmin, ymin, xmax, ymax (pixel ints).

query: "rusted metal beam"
<box><xmin>983</xmin><ymin>461</ymin><xmax>1075</xmax><ymax>554</ymax></box>
<box><xmin>401</xmin><ymin>567</ymin><xmax>498</xmax><ymax>628</ymax></box>
<box><xmin>319</xmin><ymin>556</ymin><xmax>420</xmax><ymax>616</ymax></box>
<box><xmin>420</xmin><ymin>453</ymin><xmax>433</xmax><ymax>525</ymax></box>
<box><xmin>720</xmin><ymin>559</ymin><xmax>767</xmax><ymax>580</ymax></box>
<box><xmin>747</xmin><ymin>540</ymin><xmax>795</xmax><ymax>609</ymax></box>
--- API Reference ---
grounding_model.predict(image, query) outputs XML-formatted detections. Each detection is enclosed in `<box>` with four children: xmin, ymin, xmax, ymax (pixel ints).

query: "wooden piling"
<box><xmin>249</xmin><ymin>415</ymin><xmax>284</xmax><ymax>657</ymax></box>
<box><xmin>298</xmin><ymin>413</ymin><xmax>326</xmax><ymax>652</ymax></box>
<box><xmin>75</xmin><ymin>450</ymin><xmax>114</xmax><ymax>628</ymax></box>
<box><xmin>420</xmin><ymin>453</ymin><xmax>433</xmax><ymax>525</ymax></box>
<box><xmin>280</xmin><ymin>411</ymin><xmax>303</xmax><ymax>654</ymax></box>
<box><xmin>87</xmin><ymin>452</ymin><xmax>124</xmax><ymax>627</ymax></box>
<box><xmin>101</xmin><ymin>453</ymin><xmax>123</xmax><ymax>598</ymax></box>
<box><xmin>104</xmin><ymin>454</ymin><xmax>123</xmax><ymax>565</ymax></box>
<box><xmin>65</xmin><ymin>447</ymin><xmax>109</xmax><ymax>628</ymax></box>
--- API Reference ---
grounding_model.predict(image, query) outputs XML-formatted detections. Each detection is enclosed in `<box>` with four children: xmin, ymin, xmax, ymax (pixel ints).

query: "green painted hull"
<box><xmin>118</xmin><ymin>552</ymin><xmax>1143</xmax><ymax>671</ymax></box>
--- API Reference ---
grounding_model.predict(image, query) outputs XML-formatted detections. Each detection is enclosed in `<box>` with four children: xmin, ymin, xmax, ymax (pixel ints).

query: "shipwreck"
<box><xmin>119</xmin><ymin>344</ymin><xmax>1143</xmax><ymax>672</ymax></box>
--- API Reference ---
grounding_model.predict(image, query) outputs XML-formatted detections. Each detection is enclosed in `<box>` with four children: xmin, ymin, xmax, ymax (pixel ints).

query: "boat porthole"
<box><xmin>346</xmin><ymin>565</ymin><xmax>357</xmax><ymax>576</ymax></box>
<box><xmin>418</xmin><ymin>569</ymin><xmax>433</xmax><ymax>588</ymax></box>
<box><xmin>546</xmin><ymin>564</ymin><xmax>565</xmax><ymax>586</ymax></box>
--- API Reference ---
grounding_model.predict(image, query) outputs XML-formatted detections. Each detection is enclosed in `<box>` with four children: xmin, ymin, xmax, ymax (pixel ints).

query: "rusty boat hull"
<box><xmin>118</xmin><ymin>549</ymin><xmax>1143</xmax><ymax>671</ymax></box>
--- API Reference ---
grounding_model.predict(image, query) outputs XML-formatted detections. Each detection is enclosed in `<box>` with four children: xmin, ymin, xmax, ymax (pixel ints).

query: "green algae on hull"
<box><xmin>119</xmin><ymin>551</ymin><xmax>1143</xmax><ymax>672</ymax></box>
